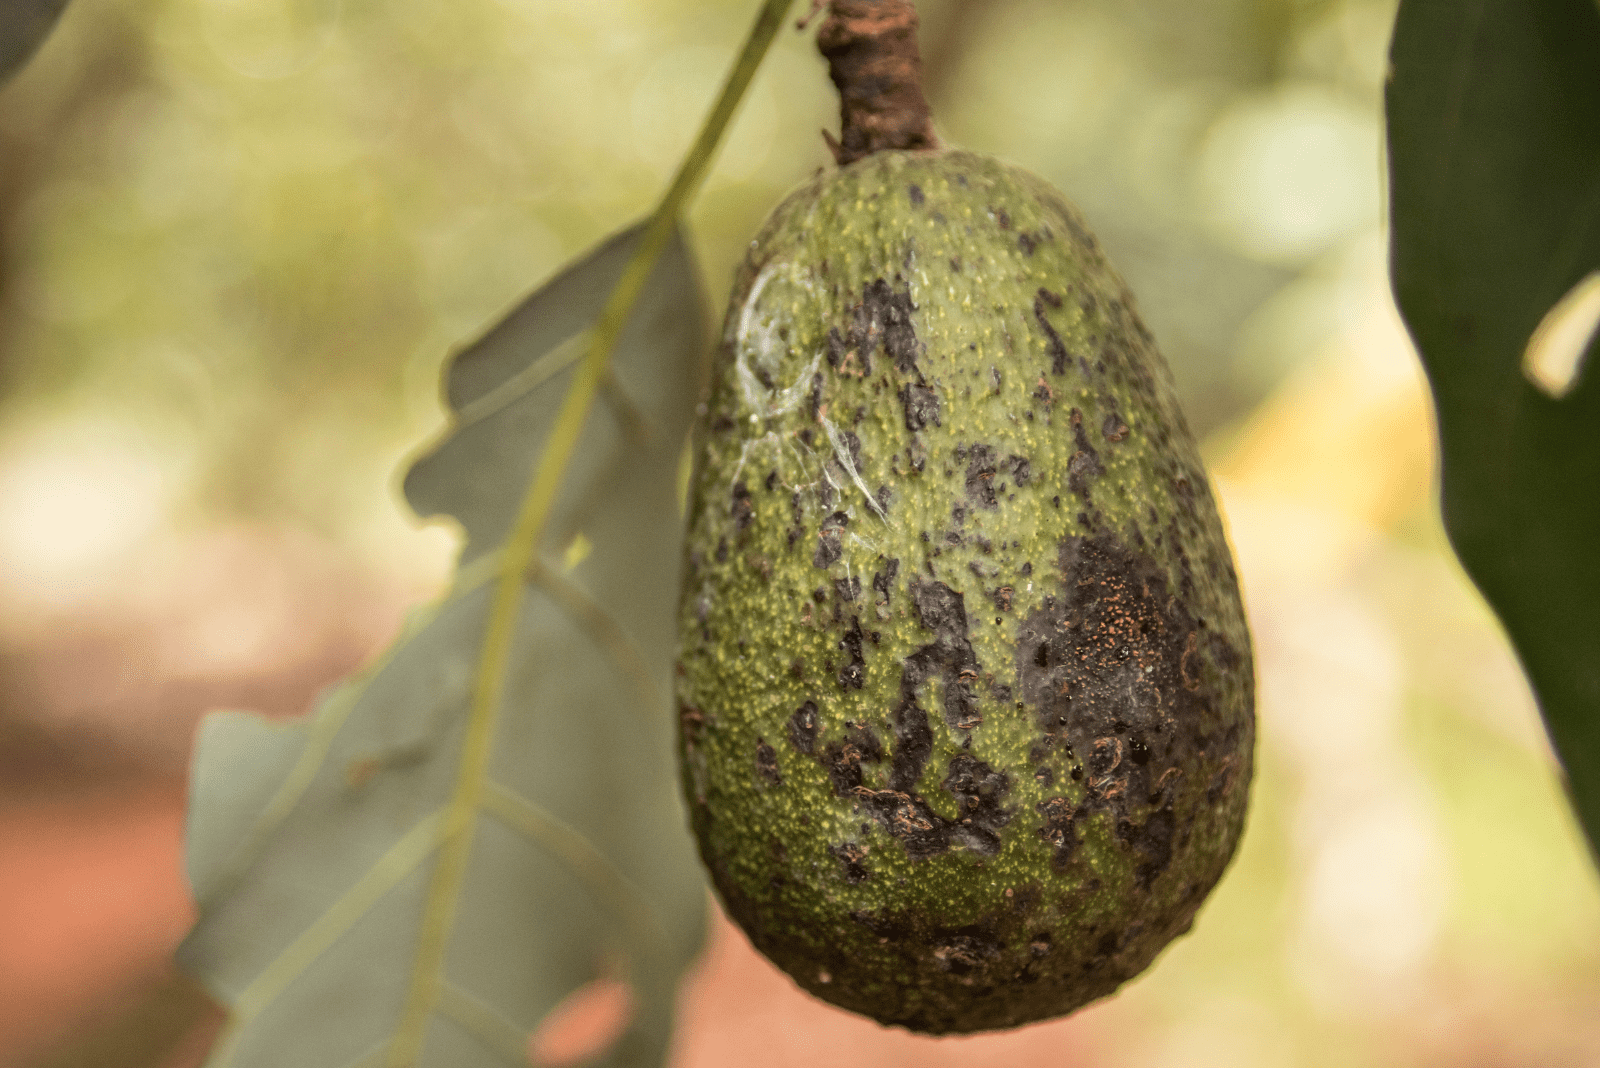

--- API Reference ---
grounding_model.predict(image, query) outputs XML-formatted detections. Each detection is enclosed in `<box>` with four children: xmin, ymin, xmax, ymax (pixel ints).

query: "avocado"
<box><xmin>675</xmin><ymin>148</ymin><xmax>1254</xmax><ymax>1034</ymax></box>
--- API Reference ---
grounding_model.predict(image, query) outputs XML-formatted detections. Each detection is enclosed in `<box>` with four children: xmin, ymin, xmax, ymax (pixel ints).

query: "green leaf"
<box><xmin>0</xmin><ymin>0</ymin><xmax>68</xmax><ymax>86</ymax></box>
<box><xmin>176</xmin><ymin>222</ymin><xmax>711</xmax><ymax>1068</ymax></box>
<box><xmin>1387</xmin><ymin>0</ymin><xmax>1600</xmax><ymax>859</ymax></box>
<box><xmin>405</xmin><ymin>225</ymin><xmax>697</xmax><ymax>564</ymax></box>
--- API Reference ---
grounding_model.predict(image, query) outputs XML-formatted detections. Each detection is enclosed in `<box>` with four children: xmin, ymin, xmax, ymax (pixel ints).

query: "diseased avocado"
<box><xmin>675</xmin><ymin>149</ymin><xmax>1254</xmax><ymax>1034</ymax></box>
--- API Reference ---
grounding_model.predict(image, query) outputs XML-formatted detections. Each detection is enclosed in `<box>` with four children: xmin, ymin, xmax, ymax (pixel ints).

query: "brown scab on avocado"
<box><xmin>1017</xmin><ymin>533</ymin><xmax>1233</xmax><ymax>889</ymax></box>
<box><xmin>1102</xmin><ymin>412</ymin><xmax>1130</xmax><ymax>442</ymax></box>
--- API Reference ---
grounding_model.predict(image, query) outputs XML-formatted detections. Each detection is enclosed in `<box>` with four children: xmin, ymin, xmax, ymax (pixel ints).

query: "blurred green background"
<box><xmin>0</xmin><ymin>0</ymin><xmax>1596</xmax><ymax>1065</ymax></box>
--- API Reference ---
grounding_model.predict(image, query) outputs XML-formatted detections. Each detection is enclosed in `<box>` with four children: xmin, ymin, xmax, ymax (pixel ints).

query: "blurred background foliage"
<box><xmin>0</xmin><ymin>0</ymin><xmax>1595</xmax><ymax>1066</ymax></box>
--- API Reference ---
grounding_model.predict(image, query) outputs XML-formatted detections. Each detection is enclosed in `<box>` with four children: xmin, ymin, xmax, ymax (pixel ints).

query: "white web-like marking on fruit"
<box><xmin>734</xmin><ymin>262</ymin><xmax>821</xmax><ymax>420</ymax></box>
<box><xmin>728</xmin><ymin>432</ymin><xmax>783</xmax><ymax>488</ymax></box>
<box><xmin>820</xmin><ymin>415</ymin><xmax>888</xmax><ymax>521</ymax></box>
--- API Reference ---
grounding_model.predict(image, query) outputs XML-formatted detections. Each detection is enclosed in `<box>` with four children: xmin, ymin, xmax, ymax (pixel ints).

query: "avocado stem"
<box><xmin>815</xmin><ymin>0</ymin><xmax>939</xmax><ymax>165</ymax></box>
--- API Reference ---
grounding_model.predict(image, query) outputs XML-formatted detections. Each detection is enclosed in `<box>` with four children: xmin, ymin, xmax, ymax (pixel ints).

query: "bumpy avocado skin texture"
<box><xmin>676</xmin><ymin>149</ymin><xmax>1254</xmax><ymax>1034</ymax></box>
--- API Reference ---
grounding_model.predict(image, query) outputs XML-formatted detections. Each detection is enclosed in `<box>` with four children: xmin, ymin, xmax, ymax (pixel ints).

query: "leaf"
<box><xmin>1387</xmin><ymin>0</ymin><xmax>1600</xmax><ymax>859</ymax></box>
<box><xmin>404</xmin><ymin>225</ymin><xmax>691</xmax><ymax>564</ymax></box>
<box><xmin>176</xmin><ymin>222</ymin><xmax>712</xmax><ymax>1068</ymax></box>
<box><xmin>0</xmin><ymin>0</ymin><xmax>69</xmax><ymax>86</ymax></box>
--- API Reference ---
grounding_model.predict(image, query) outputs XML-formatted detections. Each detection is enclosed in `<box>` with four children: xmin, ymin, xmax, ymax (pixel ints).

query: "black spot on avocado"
<box><xmin>822</xmin><ymin>738</ymin><xmax>866</xmax><ymax>794</ymax></box>
<box><xmin>844</xmin><ymin>720</ymin><xmax>885</xmax><ymax>763</ymax></box>
<box><xmin>787</xmin><ymin>700</ymin><xmax>819</xmax><ymax>755</ymax></box>
<box><xmin>814</xmin><ymin>511</ymin><xmax>849</xmax><ymax>568</ymax></box>
<box><xmin>836</xmin><ymin>575</ymin><xmax>861</xmax><ymax>602</ymax></box>
<box><xmin>903</xmin><ymin>579</ymin><xmax>984</xmax><ymax>730</ymax></box>
<box><xmin>872</xmin><ymin>558</ymin><xmax>900</xmax><ymax>610</ymax></box>
<box><xmin>1033</xmin><ymin>290</ymin><xmax>1071</xmax><ymax>375</ymax></box>
<box><xmin>1036</xmin><ymin>796</ymin><xmax>1079</xmax><ymax>870</ymax></box>
<box><xmin>1067</xmin><ymin>409</ymin><xmax>1104</xmax><ymax>499</ymax></box>
<box><xmin>856</xmin><ymin>279</ymin><xmax>920</xmax><ymax>375</ymax></box>
<box><xmin>900</xmin><ymin>381</ymin><xmax>941</xmax><ymax>430</ymax></box>
<box><xmin>827</xmin><ymin>326</ymin><xmax>847</xmax><ymax>369</ymax></box>
<box><xmin>1102</xmin><ymin>412</ymin><xmax>1130</xmax><ymax>442</ymax></box>
<box><xmin>908</xmin><ymin>183</ymin><xmax>925</xmax><ymax>206</ymax></box>
<box><xmin>1132</xmin><ymin>803</ymin><xmax>1176</xmax><ymax>889</ymax></box>
<box><xmin>1007</xmin><ymin>454</ymin><xmax>1032</xmax><ymax>486</ymax></box>
<box><xmin>731</xmin><ymin>480</ymin><xmax>754</xmax><ymax>533</ymax></box>
<box><xmin>756</xmin><ymin>738</ymin><xmax>782</xmax><ymax>786</ymax></box>
<box><xmin>840</xmin><ymin>429</ymin><xmax>864</xmax><ymax>471</ymax></box>
<box><xmin>845</xmin><ymin>902</ymin><xmax>1040</xmax><ymax>996</ymax></box>
<box><xmin>942</xmin><ymin>753</ymin><xmax>1012</xmax><ymax>855</ymax></box>
<box><xmin>838</xmin><ymin>616</ymin><xmax>866</xmax><ymax>690</ymax></box>
<box><xmin>853</xmin><ymin>787</ymin><xmax>951</xmax><ymax>859</ymax></box>
<box><xmin>888</xmin><ymin>702</ymin><xmax>933</xmax><ymax>792</ymax></box>
<box><xmin>802</xmin><ymin>582</ymin><xmax>1018</xmax><ymax>863</ymax></box>
<box><xmin>963</xmin><ymin>444</ymin><xmax>999</xmax><ymax>509</ymax></box>
<box><xmin>831</xmin><ymin>841</ymin><xmax>872</xmax><ymax>884</ymax></box>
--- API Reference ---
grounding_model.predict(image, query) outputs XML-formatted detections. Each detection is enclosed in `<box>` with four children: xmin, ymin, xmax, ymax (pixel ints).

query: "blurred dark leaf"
<box><xmin>0</xmin><ymin>0</ymin><xmax>68</xmax><ymax>86</ymax></box>
<box><xmin>1387</xmin><ymin>0</ymin><xmax>1600</xmax><ymax>860</ymax></box>
<box><xmin>177</xmin><ymin>222</ymin><xmax>710</xmax><ymax>1067</ymax></box>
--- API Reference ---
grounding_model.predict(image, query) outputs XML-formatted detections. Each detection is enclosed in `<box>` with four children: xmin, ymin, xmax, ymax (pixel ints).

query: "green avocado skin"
<box><xmin>675</xmin><ymin>149</ymin><xmax>1254</xmax><ymax>1034</ymax></box>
